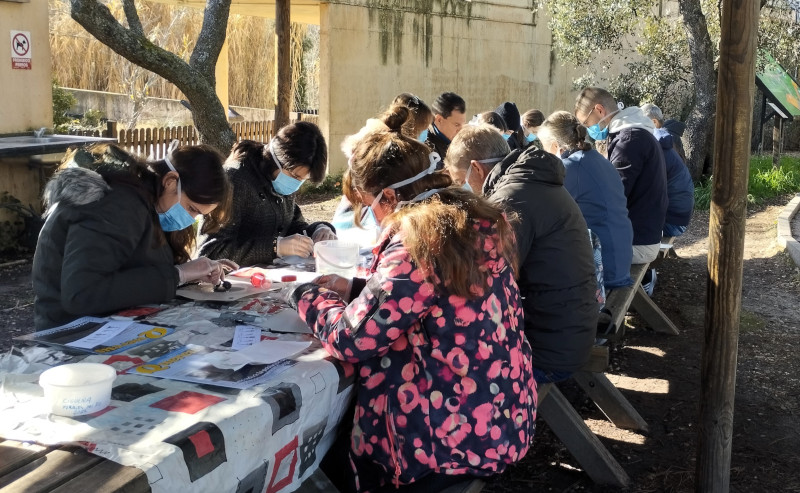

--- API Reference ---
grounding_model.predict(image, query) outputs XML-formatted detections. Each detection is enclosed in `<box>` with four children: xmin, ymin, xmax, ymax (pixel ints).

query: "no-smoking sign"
<box><xmin>10</xmin><ymin>30</ymin><xmax>32</xmax><ymax>70</ymax></box>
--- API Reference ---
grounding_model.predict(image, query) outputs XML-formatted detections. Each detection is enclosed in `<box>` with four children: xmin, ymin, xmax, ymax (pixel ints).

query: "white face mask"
<box><xmin>461</xmin><ymin>157</ymin><xmax>503</xmax><ymax>193</ymax></box>
<box><xmin>369</xmin><ymin>151</ymin><xmax>443</xmax><ymax>211</ymax></box>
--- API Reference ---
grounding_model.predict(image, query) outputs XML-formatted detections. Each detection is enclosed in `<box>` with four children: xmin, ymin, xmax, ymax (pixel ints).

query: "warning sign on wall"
<box><xmin>10</xmin><ymin>30</ymin><xmax>31</xmax><ymax>70</ymax></box>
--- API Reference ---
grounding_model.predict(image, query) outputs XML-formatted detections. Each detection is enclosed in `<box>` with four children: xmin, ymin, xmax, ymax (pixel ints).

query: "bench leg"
<box><xmin>572</xmin><ymin>371</ymin><xmax>649</xmax><ymax>432</ymax></box>
<box><xmin>630</xmin><ymin>284</ymin><xmax>681</xmax><ymax>335</ymax></box>
<box><xmin>537</xmin><ymin>383</ymin><xmax>630</xmax><ymax>487</ymax></box>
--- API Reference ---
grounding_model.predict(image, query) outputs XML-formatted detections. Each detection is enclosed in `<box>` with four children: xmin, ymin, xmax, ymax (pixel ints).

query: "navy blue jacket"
<box><xmin>562</xmin><ymin>149</ymin><xmax>634</xmax><ymax>288</ymax></box>
<box><xmin>606</xmin><ymin>108</ymin><xmax>668</xmax><ymax>246</ymax></box>
<box><xmin>654</xmin><ymin>128</ymin><xmax>694</xmax><ymax>228</ymax></box>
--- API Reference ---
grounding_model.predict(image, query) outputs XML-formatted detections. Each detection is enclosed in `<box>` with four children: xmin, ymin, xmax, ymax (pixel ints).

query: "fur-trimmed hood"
<box><xmin>43</xmin><ymin>166</ymin><xmax>110</xmax><ymax>216</ymax></box>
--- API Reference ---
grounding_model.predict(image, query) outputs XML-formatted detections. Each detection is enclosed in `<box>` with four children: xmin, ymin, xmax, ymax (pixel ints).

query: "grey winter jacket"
<box><xmin>483</xmin><ymin>147</ymin><xmax>599</xmax><ymax>373</ymax></box>
<box><xmin>33</xmin><ymin>167</ymin><xmax>178</xmax><ymax>330</ymax></box>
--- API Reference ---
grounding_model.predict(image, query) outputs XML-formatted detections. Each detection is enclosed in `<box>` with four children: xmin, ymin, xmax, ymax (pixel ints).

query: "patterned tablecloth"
<box><xmin>0</xmin><ymin>300</ymin><xmax>355</xmax><ymax>493</ymax></box>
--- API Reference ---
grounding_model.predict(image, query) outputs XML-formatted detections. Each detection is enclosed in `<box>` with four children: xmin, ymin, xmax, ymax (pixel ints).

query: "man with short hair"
<box><xmin>575</xmin><ymin>87</ymin><xmax>668</xmax><ymax>265</ymax></box>
<box><xmin>426</xmin><ymin>92</ymin><xmax>466</xmax><ymax>158</ymax></box>
<box><xmin>445</xmin><ymin>124</ymin><xmax>599</xmax><ymax>384</ymax></box>
<box><xmin>640</xmin><ymin>103</ymin><xmax>694</xmax><ymax>238</ymax></box>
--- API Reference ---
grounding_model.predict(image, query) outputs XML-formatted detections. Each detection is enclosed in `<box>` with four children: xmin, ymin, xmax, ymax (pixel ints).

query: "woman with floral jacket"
<box><xmin>289</xmin><ymin>106</ymin><xmax>537</xmax><ymax>492</ymax></box>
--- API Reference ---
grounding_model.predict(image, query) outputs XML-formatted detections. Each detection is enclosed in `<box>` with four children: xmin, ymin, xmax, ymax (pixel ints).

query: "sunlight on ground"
<box><xmin>625</xmin><ymin>346</ymin><xmax>667</xmax><ymax>358</ymax></box>
<box><xmin>606</xmin><ymin>375</ymin><xmax>670</xmax><ymax>395</ymax></box>
<box><xmin>585</xmin><ymin>418</ymin><xmax>647</xmax><ymax>445</ymax></box>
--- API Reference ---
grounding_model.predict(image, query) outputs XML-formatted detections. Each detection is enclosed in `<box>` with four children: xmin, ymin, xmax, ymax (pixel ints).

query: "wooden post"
<box><xmin>772</xmin><ymin>115</ymin><xmax>783</xmax><ymax>168</ymax></box>
<box><xmin>697</xmin><ymin>0</ymin><xmax>759</xmax><ymax>490</ymax></box>
<box><xmin>275</xmin><ymin>0</ymin><xmax>291</xmax><ymax>130</ymax></box>
<box><xmin>105</xmin><ymin>120</ymin><xmax>118</xmax><ymax>140</ymax></box>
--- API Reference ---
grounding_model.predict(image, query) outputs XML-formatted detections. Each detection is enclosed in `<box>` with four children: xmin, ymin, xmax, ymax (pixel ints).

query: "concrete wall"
<box><xmin>66</xmin><ymin>89</ymin><xmax>279</xmax><ymax>128</ymax></box>
<box><xmin>319</xmin><ymin>0</ymin><xmax>581</xmax><ymax>173</ymax></box>
<box><xmin>0</xmin><ymin>0</ymin><xmax>52</xmax><ymax>134</ymax></box>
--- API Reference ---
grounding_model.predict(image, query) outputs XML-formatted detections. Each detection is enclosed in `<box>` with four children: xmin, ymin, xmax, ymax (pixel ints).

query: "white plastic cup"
<box><xmin>39</xmin><ymin>363</ymin><xmax>116</xmax><ymax>417</ymax></box>
<box><xmin>314</xmin><ymin>240</ymin><xmax>359</xmax><ymax>278</ymax></box>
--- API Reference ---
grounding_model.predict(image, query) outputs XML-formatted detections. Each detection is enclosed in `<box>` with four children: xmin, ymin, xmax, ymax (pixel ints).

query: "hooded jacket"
<box><xmin>33</xmin><ymin>166</ymin><xmax>178</xmax><ymax>330</ymax></box>
<box><xmin>607</xmin><ymin>107</ymin><xmax>669</xmax><ymax>246</ymax></box>
<box><xmin>562</xmin><ymin>148</ymin><xmax>634</xmax><ymax>289</ymax></box>
<box><xmin>199</xmin><ymin>154</ymin><xmax>332</xmax><ymax>266</ymax></box>
<box><xmin>483</xmin><ymin>147</ymin><xmax>599</xmax><ymax>372</ymax></box>
<box><xmin>296</xmin><ymin>219</ymin><xmax>536</xmax><ymax>490</ymax></box>
<box><xmin>654</xmin><ymin>128</ymin><xmax>694</xmax><ymax>228</ymax></box>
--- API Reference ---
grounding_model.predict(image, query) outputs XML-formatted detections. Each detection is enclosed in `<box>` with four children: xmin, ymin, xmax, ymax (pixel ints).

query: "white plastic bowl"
<box><xmin>39</xmin><ymin>363</ymin><xmax>116</xmax><ymax>417</ymax></box>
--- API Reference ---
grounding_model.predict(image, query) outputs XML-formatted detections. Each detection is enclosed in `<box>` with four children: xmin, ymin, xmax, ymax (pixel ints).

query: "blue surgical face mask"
<box><xmin>158</xmin><ymin>153</ymin><xmax>196</xmax><ymax>232</ymax></box>
<box><xmin>585</xmin><ymin>110</ymin><xmax>619</xmax><ymax>142</ymax></box>
<box><xmin>418</xmin><ymin>129</ymin><xmax>429</xmax><ymax>142</ymax></box>
<box><xmin>501</xmin><ymin>133</ymin><xmax>511</xmax><ymax>141</ymax></box>
<box><xmin>526</xmin><ymin>133</ymin><xmax>536</xmax><ymax>142</ymax></box>
<box><xmin>270</xmin><ymin>140</ymin><xmax>305</xmax><ymax>195</ymax></box>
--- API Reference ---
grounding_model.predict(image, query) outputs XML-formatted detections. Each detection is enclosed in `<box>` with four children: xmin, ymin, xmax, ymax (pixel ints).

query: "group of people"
<box><xmin>32</xmin><ymin>86</ymin><xmax>694</xmax><ymax>492</ymax></box>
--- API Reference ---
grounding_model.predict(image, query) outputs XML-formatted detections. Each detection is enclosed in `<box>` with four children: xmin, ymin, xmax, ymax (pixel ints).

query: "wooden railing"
<box><xmin>68</xmin><ymin>114</ymin><xmax>320</xmax><ymax>159</ymax></box>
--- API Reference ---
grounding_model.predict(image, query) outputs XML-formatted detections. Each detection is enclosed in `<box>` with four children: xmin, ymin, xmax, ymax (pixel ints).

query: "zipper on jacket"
<box><xmin>385</xmin><ymin>406</ymin><xmax>402</xmax><ymax>488</ymax></box>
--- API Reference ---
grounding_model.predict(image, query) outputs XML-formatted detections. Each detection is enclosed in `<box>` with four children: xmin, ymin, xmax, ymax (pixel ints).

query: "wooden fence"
<box><xmin>69</xmin><ymin>115</ymin><xmax>320</xmax><ymax>159</ymax></box>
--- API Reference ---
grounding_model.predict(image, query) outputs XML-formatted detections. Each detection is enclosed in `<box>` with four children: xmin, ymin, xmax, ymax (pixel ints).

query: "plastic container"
<box><xmin>314</xmin><ymin>240</ymin><xmax>359</xmax><ymax>278</ymax></box>
<box><xmin>250</xmin><ymin>272</ymin><xmax>272</xmax><ymax>288</ymax></box>
<box><xmin>39</xmin><ymin>363</ymin><xmax>116</xmax><ymax>417</ymax></box>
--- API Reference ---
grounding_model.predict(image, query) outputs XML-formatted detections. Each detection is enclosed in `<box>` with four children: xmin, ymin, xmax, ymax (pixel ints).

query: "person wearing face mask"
<box><xmin>334</xmin><ymin>97</ymin><xmax>434</xmax><ymax>236</ymax></box>
<box><xmin>538</xmin><ymin>111</ymin><xmax>634</xmax><ymax>290</ymax></box>
<box><xmin>522</xmin><ymin>108</ymin><xmax>544</xmax><ymax>149</ymax></box>
<box><xmin>575</xmin><ymin>87</ymin><xmax>668</xmax><ymax>265</ymax></box>
<box><xmin>495</xmin><ymin>101</ymin><xmax>529</xmax><ymax>151</ymax></box>
<box><xmin>286</xmin><ymin>107</ymin><xmax>536</xmax><ymax>493</ymax></box>
<box><xmin>445</xmin><ymin>124</ymin><xmax>599</xmax><ymax>385</ymax></box>
<box><xmin>200</xmin><ymin>122</ymin><xmax>333</xmax><ymax>266</ymax></box>
<box><xmin>32</xmin><ymin>143</ymin><xmax>236</xmax><ymax>330</ymax></box>
<box><xmin>473</xmin><ymin>111</ymin><xmax>510</xmax><ymax>139</ymax></box>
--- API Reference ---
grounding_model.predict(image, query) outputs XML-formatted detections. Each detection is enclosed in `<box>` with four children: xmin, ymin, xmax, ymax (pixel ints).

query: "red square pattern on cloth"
<box><xmin>150</xmin><ymin>391</ymin><xmax>226</xmax><ymax>414</ymax></box>
<box><xmin>188</xmin><ymin>430</ymin><xmax>215</xmax><ymax>458</ymax></box>
<box><xmin>267</xmin><ymin>436</ymin><xmax>299</xmax><ymax>493</ymax></box>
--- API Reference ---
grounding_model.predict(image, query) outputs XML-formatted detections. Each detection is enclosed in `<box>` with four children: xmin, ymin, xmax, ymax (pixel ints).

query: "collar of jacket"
<box><xmin>482</xmin><ymin>146</ymin><xmax>565</xmax><ymax>196</ymax></box>
<box><xmin>430</xmin><ymin>123</ymin><xmax>451</xmax><ymax>144</ymax></box>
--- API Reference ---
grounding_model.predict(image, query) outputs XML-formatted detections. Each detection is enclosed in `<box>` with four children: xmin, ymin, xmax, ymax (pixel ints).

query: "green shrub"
<box><xmin>694</xmin><ymin>156</ymin><xmax>800</xmax><ymax>209</ymax></box>
<box><xmin>52</xmin><ymin>79</ymin><xmax>76</xmax><ymax>131</ymax></box>
<box><xmin>81</xmin><ymin>108</ymin><xmax>104</xmax><ymax>128</ymax></box>
<box><xmin>298</xmin><ymin>172</ymin><xmax>343</xmax><ymax>197</ymax></box>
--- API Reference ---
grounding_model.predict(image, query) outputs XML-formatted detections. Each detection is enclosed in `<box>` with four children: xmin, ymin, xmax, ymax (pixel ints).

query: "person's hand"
<box><xmin>176</xmin><ymin>257</ymin><xmax>239</xmax><ymax>285</ymax></box>
<box><xmin>312</xmin><ymin>226</ymin><xmax>337</xmax><ymax>242</ymax></box>
<box><xmin>277</xmin><ymin>234</ymin><xmax>314</xmax><ymax>258</ymax></box>
<box><xmin>314</xmin><ymin>274</ymin><xmax>351</xmax><ymax>299</ymax></box>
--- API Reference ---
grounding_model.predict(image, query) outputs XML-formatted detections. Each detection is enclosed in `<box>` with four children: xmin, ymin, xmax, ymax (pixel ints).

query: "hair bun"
<box><xmin>382</xmin><ymin>104</ymin><xmax>412</xmax><ymax>132</ymax></box>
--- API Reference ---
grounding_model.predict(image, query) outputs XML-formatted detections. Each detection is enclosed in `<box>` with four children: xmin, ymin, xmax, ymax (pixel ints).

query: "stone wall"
<box><xmin>319</xmin><ymin>0</ymin><xmax>581</xmax><ymax>172</ymax></box>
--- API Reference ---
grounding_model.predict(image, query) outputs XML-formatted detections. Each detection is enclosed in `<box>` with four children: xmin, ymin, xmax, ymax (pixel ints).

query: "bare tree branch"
<box><xmin>69</xmin><ymin>0</ymin><xmax>236</xmax><ymax>152</ymax></box>
<box><xmin>122</xmin><ymin>0</ymin><xmax>143</xmax><ymax>37</ymax></box>
<box><xmin>190</xmin><ymin>0</ymin><xmax>232</xmax><ymax>80</ymax></box>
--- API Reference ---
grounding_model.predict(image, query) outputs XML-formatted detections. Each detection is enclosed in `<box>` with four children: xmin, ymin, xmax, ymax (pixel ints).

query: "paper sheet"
<box><xmin>232</xmin><ymin>325</ymin><xmax>262</xmax><ymax>350</ymax></box>
<box><xmin>176</xmin><ymin>278</ymin><xmax>264</xmax><ymax>301</ymax></box>
<box><xmin>205</xmin><ymin>339</ymin><xmax>312</xmax><ymax>370</ymax></box>
<box><xmin>68</xmin><ymin>320</ymin><xmax>133</xmax><ymax>349</ymax></box>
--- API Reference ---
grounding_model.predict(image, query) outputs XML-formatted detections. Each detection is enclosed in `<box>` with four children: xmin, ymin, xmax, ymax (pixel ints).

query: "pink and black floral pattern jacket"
<box><xmin>296</xmin><ymin>219</ymin><xmax>537</xmax><ymax>490</ymax></box>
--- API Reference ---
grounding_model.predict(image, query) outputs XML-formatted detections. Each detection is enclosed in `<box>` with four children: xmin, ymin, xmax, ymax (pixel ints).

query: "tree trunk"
<box><xmin>275</xmin><ymin>0</ymin><xmax>292</xmax><ymax>129</ymax></box>
<box><xmin>679</xmin><ymin>0</ymin><xmax>718</xmax><ymax>180</ymax></box>
<box><xmin>70</xmin><ymin>0</ymin><xmax>236</xmax><ymax>154</ymax></box>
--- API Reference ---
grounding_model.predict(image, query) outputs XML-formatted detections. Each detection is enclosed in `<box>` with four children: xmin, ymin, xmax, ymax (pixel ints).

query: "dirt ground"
<box><xmin>2</xmin><ymin>194</ymin><xmax>799</xmax><ymax>492</ymax></box>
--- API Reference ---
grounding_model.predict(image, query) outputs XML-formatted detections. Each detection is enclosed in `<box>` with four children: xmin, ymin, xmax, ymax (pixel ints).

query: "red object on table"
<box><xmin>250</xmin><ymin>273</ymin><xmax>271</xmax><ymax>288</ymax></box>
<box><xmin>281</xmin><ymin>275</ymin><xmax>297</xmax><ymax>282</ymax></box>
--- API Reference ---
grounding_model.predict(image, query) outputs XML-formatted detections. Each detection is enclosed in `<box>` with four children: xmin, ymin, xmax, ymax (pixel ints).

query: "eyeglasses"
<box><xmin>580</xmin><ymin>106</ymin><xmax>596</xmax><ymax>126</ymax></box>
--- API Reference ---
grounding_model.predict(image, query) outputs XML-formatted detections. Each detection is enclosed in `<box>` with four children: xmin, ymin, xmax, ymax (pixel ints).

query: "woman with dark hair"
<box><xmin>33</xmin><ymin>143</ymin><xmax>235</xmax><ymax>330</ymax></box>
<box><xmin>288</xmin><ymin>107</ymin><xmax>537</xmax><ymax>492</ymax></box>
<box><xmin>200</xmin><ymin>121</ymin><xmax>334</xmax><ymax>266</ymax></box>
<box><xmin>495</xmin><ymin>101</ymin><xmax>528</xmax><ymax>151</ymax></box>
<box><xmin>521</xmin><ymin>108</ymin><xmax>545</xmax><ymax>149</ymax></box>
<box><xmin>392</xmin><ymin>92</ymin><xmax>434</xmax><ymax>141</ymax></box>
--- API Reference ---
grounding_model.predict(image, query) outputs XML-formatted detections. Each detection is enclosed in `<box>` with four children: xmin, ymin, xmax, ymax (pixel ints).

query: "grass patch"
<box><xmin>695</xmin><ymin>155</ymin><xmax>800</xmax><ymax>209</ymax></box>
<box><xmin>298</xmin><ymin>172</ymin><xmax>343</xmax><ymax>198</ymax></box>
<box><xmin>739</xmin><ymin>310</ymin><xmax>767</xmax><ymax>334</ymax></box>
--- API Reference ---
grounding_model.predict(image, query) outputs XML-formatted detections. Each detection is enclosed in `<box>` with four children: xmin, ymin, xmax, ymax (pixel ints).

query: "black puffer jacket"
<box><xmin>483</xmin><ymin>147</ymin><xmax>599</xmax><ymax>372</ymax></box>
<box><xmin>33</xmin><ymin>167</ymin><xmax>178</xmax><ymax>330</ymax></box>
<box><xmin>199</xmin><ymin>154</ymin><xmax>332</xmax><ymax>266</ymax></box>
<box><xmin>424</xmin><ymin>124</ymin><xmax>450</xmax><ymax>159</ymax></box>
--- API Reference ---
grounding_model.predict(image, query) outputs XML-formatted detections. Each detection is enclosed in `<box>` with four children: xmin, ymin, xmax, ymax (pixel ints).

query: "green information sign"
<box><xmin>756</xmin><ymin>53</ymin><xmax>800</xmax><ymax>119</ymax></box>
